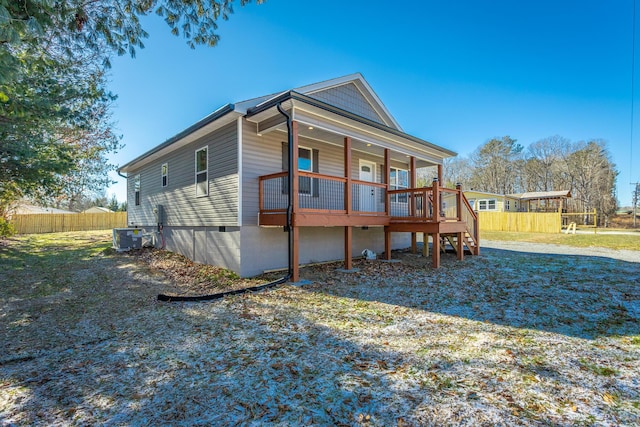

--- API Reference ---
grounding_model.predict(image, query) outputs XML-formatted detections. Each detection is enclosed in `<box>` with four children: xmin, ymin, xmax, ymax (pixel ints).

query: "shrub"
<box><xmin>0</xmin><ymin>218</ymin><xmax>15</xmax><ymax>238</ymax></box>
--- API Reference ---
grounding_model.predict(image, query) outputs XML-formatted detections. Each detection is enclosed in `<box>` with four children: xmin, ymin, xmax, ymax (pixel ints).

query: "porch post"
<box><xmin>384</xmin><ymin>149</ymin><xmax>390</xmax><ymax>216</ymax></box>
<box><xmin>432</xmin><ymin>177</ymin><xmax>440</xmax><ymax>221</ymax></box>
<box><xmin>437</xmin><ymin>164</ymin><xmax>443</xmax><ymax>185</ymax></box>
<box><xmin>344</xmin><ymin>137</ymin><xmax>352</xmax><ymax>214</ymax></box>
<box><xmin>456</xmin><ymin>183</ymin><xmax>463</xmax><ymax>221</ymax></box>
<box><xmin>291</xmin><ymin>120</ymin><xmax>300</xmax><ymax>282</ymax></box>
<box><xmin>431</xmin><ymin>177</ymin><xmax>440</xmax><ymax>268</ymax></box>
<box><xmin>291</xmin><ymin>121</ymin><xmax>299</xmax><ymax>212</ymax></box>
<box><xmin>410</xmin><ymin>156</ymin><xmax>417</xmax><ymax>254</ymax></box>
<box><xmin>455</xmin><ymin>182</ymin><xmax>464</xmax><ymax>260</ymax></box>
<box><xmin>344</xmin><ymin>137</ymin><xmax>352</xmax><ymax>270</ymax></box>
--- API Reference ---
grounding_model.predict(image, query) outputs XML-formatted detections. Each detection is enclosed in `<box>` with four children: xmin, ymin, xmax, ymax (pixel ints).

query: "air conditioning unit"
<box><xmin>113</xmin><ymin>228</ymin><xmax>144</xmax><ymax>251</ymax></box>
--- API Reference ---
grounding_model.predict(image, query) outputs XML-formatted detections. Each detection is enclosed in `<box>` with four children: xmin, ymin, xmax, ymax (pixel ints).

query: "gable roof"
<box><xmin>119</xmin><ymin>73</ymin><xmax>450</xmax><ymax>173</ymax></box>
<box><xmin>233</xmin><ymin>73</ymin><xmax>401</xmax><ymax>129</ymax></box>
<box><xmin>82</xmin><ymin>206</ymin><xmax>113</xmax><ymax>213</ymax></box>
<box><xmin>292</xmin><ymin>73</ymin><xmax>402</xmax><ymax>130</ymax></box>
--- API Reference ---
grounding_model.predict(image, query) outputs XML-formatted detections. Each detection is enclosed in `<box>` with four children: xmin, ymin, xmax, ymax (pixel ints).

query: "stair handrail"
<box><xmin>457</xmin><ymin>185</ymin><xmax>479</xmax><ymax>254</ymax></box>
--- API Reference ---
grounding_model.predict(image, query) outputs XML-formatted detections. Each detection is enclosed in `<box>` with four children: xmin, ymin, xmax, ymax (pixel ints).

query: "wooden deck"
<box><xmin>259</xmin><ymin>171</ymin><xmax>479</xmax><ymax>280</ymax></box>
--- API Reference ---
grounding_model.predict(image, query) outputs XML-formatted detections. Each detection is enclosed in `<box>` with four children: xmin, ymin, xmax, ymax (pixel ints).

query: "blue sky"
<box><xmin>108</xmin><ymin>0</ymin><xmax>639</xmax><ymax>206</ymax></box>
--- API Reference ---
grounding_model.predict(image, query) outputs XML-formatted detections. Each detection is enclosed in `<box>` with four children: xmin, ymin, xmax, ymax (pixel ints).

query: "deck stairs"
<box><xmin>441</xmin><ymin>231</ymin><xmax>479</xmax><ymax>256</ymax></box>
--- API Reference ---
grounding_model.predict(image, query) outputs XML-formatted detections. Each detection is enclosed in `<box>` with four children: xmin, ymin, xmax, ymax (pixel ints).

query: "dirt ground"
<box><xmin>1</xmin><ymin>231</ymin><xmax>639</xmax><ymax>426</ymax></box>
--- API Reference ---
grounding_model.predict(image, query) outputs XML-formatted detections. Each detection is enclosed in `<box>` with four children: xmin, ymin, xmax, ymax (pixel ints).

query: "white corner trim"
<box><xmin>237</xmin><ymin>116</ymin><xmax>243</xmax><ymax>227</ymax></box>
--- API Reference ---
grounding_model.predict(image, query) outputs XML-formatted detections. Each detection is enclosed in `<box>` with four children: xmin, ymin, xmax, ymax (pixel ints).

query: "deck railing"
<box><xmin>259</xmin><ymin>172</ymin><xmax>390</xmax><ymax>216</ymax></box>
<box><xmin>351</xmin><ymin>180</ymin><xmax>387</xmax><ymax>214</ymax></box>
<box><xmin>387</xmin><ymin>188</ymin><xmax>433</xmax><ymax>220</ymax></box>
<box><xmin>259</xmin><ymin>172</ymin><xmax>478</xmax><ymax>242</ymax></box>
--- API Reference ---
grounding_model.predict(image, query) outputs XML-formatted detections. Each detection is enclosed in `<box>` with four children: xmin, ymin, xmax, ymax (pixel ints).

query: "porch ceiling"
<box><xmin>269</xmin><ymin>126</ymin><xmax>431</xmax><ymax>167</ymax></box>
<box><xmin>247</xmin><ymin>95</ymin><xmax>452</xmax><ymax>167</ymax></box>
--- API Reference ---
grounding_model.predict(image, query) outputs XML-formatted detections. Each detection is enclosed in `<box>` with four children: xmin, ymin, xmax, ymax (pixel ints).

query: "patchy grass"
<box><xmin>481</xmin><ymin>230</ymin><xmax>640</xmax><ymax>251</ymax></box>
<box><xmin>1</xmin><ymin>231</ymin><xmax>639</xmax><ymax>426</ymax></box>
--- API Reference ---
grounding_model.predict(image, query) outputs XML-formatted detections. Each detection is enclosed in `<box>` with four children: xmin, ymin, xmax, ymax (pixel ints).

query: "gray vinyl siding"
<box><xmin>126</xmin><ymin>122</ymin><xmax>238</xmax><ymax>227</ymax></box>
<box><xmin>241</xmin><ymin>118</ymin><xmax>411</xmax><ymax>225</ymax></box>
<box><xmin>307</xmin><ymin>82</ymin><xmax>386</xmax><ymax>125</ymax></box>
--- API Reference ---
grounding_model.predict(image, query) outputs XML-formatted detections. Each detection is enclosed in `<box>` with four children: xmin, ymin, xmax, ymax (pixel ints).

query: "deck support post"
<box><xmin>410</xmin><ymin>156</ymin><xmax>417</xmax><ymax>254</ymax></box>
<box><xmin>431</xmin><ymin>232</ymin><xmax>440</xmax><ymax>268</ymax></box>
<box><xmin>423</xmin><ymin>233</ymin><xmax>429</xmax><ymax>257</ymax></box>
<box><xmin>457</xmin><ymin>232</ymin><xmax>464</xmax><ymax>260</ymax></box>
<box><xmin>384</xmin><ymin>226</ymin><xmax>391</xmax><ymax>260</ymax></box>
<box><xmin>292</xmin><ymin>225</ymin><xmax>300</xmax><ymax>282</ymax></box>
<box><xmin>344</xmin><ymin>226</ymin><xmax>352</xmax><ymax>270</ymax></box>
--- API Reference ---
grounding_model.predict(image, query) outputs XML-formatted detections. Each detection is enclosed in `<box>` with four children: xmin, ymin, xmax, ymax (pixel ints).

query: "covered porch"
<box><xmin>247</xmin><ymin>92</ymin><xmax>479</xmax><ymax>281</ymax></box>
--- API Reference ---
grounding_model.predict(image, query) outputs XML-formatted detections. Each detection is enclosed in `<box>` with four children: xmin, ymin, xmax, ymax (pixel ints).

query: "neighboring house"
<box><xmin>12</xmin><ymin>203</ymin><xmax>76</xmax><ymax>215</ymax></box>
<box><xmin>463</xmin><ymin>190</ymin><xmax>521</xmax><ymax>213</ymax></box>
<box><xmin>82</xmin><ymin>206</ymin><xmax>114</xmax><ymax>214</ymax></box>
<box><xmin>464</xmin><ymin>190</ymin><xmax>571</xmax><ymax>213</ymax></box>
<box><xmin>508</xmin><ymin>190</ymin><xmax>572</xmax><ymax>212</ymax></box>
<box><xmin>118</xmin><ymin>73</ymin><xmax>479</xmax><ymax>280</ymax></box>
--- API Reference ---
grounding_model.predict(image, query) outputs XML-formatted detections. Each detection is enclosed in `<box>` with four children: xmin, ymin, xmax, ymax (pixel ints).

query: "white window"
<box><xmin>468</xmin><ymin>199</ymin><xmax>476</xmax><ymax>209</ymax></box>
<box><xmin>134</xmin><ymin>174</ymin><xmax>140</xmax><ymax>206</ymax></box>
<box><xmin>478</xmin><ymin>198</ymin><xmax>497</xmax><ymax>211</ymax></box>
<box><xmin>298</xmin><ymin>146</ymin><xmax>313</xmax><ymax>195</ymax></box>
<box><xmin>161</xmin><ymin>163</ymin><xmax>168</xmax><ymax>188</ymax></box>
<box><xmin>390</xmin><ymin>167</ymin><xmax>408</xmax><ymax>202</ymax></box>
<box><xmin>195</xmin><ymin>147</ymin><xmax>208</xmax><ymax>197</ymax></box>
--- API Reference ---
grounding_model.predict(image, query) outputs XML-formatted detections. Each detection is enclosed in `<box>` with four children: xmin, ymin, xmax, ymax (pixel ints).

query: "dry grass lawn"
<box><xmin>1</xmin><ymin>231</ymin><xmax>639</xmax><ymax>426</ymax></box>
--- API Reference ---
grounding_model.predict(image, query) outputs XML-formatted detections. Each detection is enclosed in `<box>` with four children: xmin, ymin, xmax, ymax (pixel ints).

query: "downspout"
<box><xmin>157</xmin><ymin>105</ymin><xmax>294</xmax><ymax>302</ymax></box>
<box><xmin>276</xmin><ymin>102</ymin><xmax>295</xmax><ymax>279</ymax></box>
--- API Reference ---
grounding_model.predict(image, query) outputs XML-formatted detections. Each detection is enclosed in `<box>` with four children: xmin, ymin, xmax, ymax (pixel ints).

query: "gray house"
<box><xmin>119</xmin><ymin>74</ymin><xmax>479</xmax><ymax>280</ymax></box>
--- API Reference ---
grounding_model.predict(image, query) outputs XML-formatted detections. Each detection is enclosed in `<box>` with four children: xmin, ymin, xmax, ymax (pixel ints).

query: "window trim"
<box><xmin>477</xmin><ymin>198</ymin><xmax>497</xmax><ymax>211</ymax></box>
<box><xmin>161</xmin><ymin>163</ymin><xmax>168</xmax><ymax>188</ymax></box>
<box><xmin>195</xmin><ymin>146</ymin><xmax>208</xmax><ymax>197</ymax></box>
<box><xmin>390</xmin><ymin>166</ymin><xmax>408</xmax><ymax>203</ymax></box>
<box><xmin>134</xmin><ymin>174</ymin><xmax>141</xmax><ymax>206</ymax></box>
<box><xmin>298</xmin><ymin>145</ymin><xmax>314</xmax><ymax>196</ymax></box>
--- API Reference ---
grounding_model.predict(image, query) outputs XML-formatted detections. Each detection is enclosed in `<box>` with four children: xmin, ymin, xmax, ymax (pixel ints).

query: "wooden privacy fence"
<box><xmin>478</xmin><ymin>211</ymin><xmax>562</xmax><ymax>234</ymax></box>
<box><xmin>11</xmin><ymin>212</ymin><xmax>127</xmax><ymax>234</ymax></box>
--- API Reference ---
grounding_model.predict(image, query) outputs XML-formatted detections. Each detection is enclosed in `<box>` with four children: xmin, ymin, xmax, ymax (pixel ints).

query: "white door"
<box><xmin>359</xmin><ymin>160</ymin><xmax>376</xmax><ymax>211</ymax></box>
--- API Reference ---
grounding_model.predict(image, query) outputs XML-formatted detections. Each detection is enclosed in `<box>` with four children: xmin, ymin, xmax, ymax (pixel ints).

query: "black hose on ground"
<box><xmin>157</xmin><ymin>275</ymin><xmax>290</xmax><ymax>302</ymax></box>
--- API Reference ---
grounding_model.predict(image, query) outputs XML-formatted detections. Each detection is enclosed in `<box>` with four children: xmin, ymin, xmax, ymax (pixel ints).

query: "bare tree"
<box><xmin>469</xmin><ymin>136</ymin><xmax>524</xmax><ymax>194</ymax></box>
<box><xmin>563</xmin><ymin>140</ymin><xmax>617</xmax><ymax>224</ymax></box>
<box><xmin>441</xmin><ymin>157</ymin><xmax>473</xmax><ymax>189</ymax></box>
<box><xmin>523</xmin><ymin>135</ymin><xmax>570</xmax><ymax>191</ymax></box>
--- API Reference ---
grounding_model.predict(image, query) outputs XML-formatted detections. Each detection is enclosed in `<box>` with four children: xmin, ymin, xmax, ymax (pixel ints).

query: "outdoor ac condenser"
<box><xmin>112</xmin><ymin>228</ymin><xmax>143</xmax><ymax>251</ymax></box>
